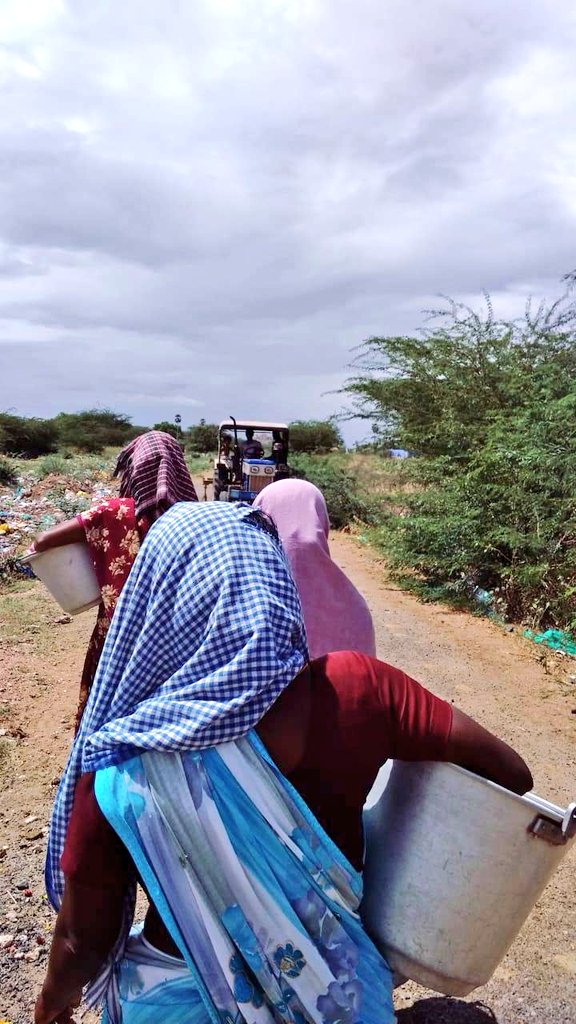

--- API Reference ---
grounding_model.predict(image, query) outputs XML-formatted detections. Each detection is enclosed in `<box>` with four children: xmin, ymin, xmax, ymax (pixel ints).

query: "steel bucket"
<box><xmin>361</xmin><ymin>760</ymin><xmax>576</xmax><ymax>996</ymax></box>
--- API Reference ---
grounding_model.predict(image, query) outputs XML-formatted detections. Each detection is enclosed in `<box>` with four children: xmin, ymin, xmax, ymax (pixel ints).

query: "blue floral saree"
<box><xmin>94</xmin><ymin>732</ymin><xmax>395</xmax><ymax>1024</ymax></box>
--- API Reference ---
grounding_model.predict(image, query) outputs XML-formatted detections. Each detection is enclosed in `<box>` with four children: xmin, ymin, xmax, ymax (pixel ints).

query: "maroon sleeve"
<box><xmin>61</xmin><ymin>772</ymin><xmax>133</xmax><ymax>888</ymax></box>
<box><xmin>370</xmin><ymin>658</ymin><xmax>453</xmax><ymax>759</ymax></box>
<box><xmin>315</xmin><ymin>651</ymin><xmax>453</xmax><ymax>762</ymax></box>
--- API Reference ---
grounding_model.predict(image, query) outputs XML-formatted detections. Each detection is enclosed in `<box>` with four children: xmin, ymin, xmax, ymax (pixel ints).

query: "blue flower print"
<box><xmin>229</xmin><ymin>953</ymin><xmax>263</xmax><ymax>1007</ymax></box>
<box><xmin>278</xmin><ymin>978</ymin><xmax>310</xmax><ymax>1024</ymax></box>
<box><xmin>293</xmin><ymin>888</ymin><xmax>358</xmax><ymax>980</ymax></box>
<box><xmin>292</xmin><ymin>888</ymin><xmax>326</xmax><ymax>941</ymax></box>
<box><xmin>273</xmin><ymin>942</ymin><xmax>306</xmax><ymax>978</ymax></box>
<box><xmin>317</xmin><ymin>980</ymin><xmax>363</xmax><ymax>1024</ymax></box>
<box><xmin>319</xmin><ymin>915</ymin><xmax>358</xmax><ymax>982</ymax></box>
<box><xmin>323</xmin><ymin>938</ymin><xmax>358</xmax><ymax>983</ymax></box>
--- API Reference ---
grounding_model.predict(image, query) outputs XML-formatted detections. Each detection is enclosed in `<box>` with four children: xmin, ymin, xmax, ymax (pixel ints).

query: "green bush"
<box><xmin>289</xmin><ymin>419</ymin><xmax>343</xmax><ymax>453</ymax></box>
<box><xmin>0</xmin><ymin>413</ymin><xmax>58</xmax><ymax>456</ymax></box>
<box><xmin>187</xmin><ymin>421</ymin><xmax>218</xmax><ymax>454</ymax></box>
<box><xmin>0</xmin><ymin>457</ymin><xmax>17</xmax><ymax>485</ymax></box>
<box><xmin>52</xmin><ymin>410</ymin><xmax>144</xmax><ymax>453</ymax></box>
<box><xmin>153</xmin><ymin>421</ymin><xmax>180</xmax><ymax>438</ymax></box>
<box><xmin>33</xmin><ymin>454</ymin><xmax>70</xmax><ymax>479</ymax></box>
<box><xmin>343</xmin><ymin>292</ymin><xmax>576</xmax><ymax>628</ymax></box>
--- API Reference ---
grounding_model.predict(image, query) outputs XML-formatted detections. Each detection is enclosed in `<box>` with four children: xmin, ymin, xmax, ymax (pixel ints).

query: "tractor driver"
<box><xmin>242</xmin><ymin>428</ymin><xmax>264</xmax><ymax>459</ymax></box>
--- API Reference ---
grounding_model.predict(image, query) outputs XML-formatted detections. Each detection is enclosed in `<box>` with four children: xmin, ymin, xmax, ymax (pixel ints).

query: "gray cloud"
<box><xmin>0</xmin><ymin>1</ymin><xmax>575</xmax><ymax>440</ymax></box>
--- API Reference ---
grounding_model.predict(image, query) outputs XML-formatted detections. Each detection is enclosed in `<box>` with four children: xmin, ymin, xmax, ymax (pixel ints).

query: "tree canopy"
<box><xmin>0</xmin><ymin>413</ymin><xmax>58</xmax><ymax>457</ymax></box>
<box><xmin>288</xmin><ymin>419</ymin><xmax>343</xmax><ymax>453</ymax></box>
<box><xmin>342</xmin><ymin>293</ymin><xmax>576</xmax><ymax>629</ymax></box>
<box><xmin>187</xmin><ymin>420</ymin><xmax>218</xmax><ymax>453</ymax></box>
<box><xmin>341</xmin><ymin>295</ymin><xmax>576</xmax><ymax>458</ymax></box>
<box><xmin>153</xmin><ymin>420</ymin><xmax>180</xmax><ymax>439</ymax></box>
<box><xmin>52</xmin><ymin>409</ymin><xmax>144</xmax><ymax>452</ymax></box>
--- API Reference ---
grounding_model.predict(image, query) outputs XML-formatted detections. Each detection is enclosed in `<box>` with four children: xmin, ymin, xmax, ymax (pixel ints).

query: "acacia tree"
<box><xmin>341</xmin><ymin>295</ymin><xmax>576</xmax><ymax>458</ymax></box>
<box><xmin>341</xmin><ymin>293</ymin><xmax>576</xmax><ymax>628</ymax></box>
<box><xmin>153</xmin><ymin>420</ymin><xmax>180</xmax><ymax>438</ymax></box>
<box><xmin>0</xmin><ymin>413</ymin><xmax>58</xmax><ymax>456</ymax></box>
<box><xmin>187</xmin><ymin>420</ymin><xmax>218</xmax><ymax>453</ymax></box>
<box><xmin>52</xmin><ymin>409</ymin><xmax>143</xmax><ymax>452</ymax></box>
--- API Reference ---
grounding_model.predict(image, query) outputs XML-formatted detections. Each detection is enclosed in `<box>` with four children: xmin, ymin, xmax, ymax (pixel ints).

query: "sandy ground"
<box><xmin>1</xmin><ymin>531</ymin><xmax>575</xmax><ymax>1023</ymax></box>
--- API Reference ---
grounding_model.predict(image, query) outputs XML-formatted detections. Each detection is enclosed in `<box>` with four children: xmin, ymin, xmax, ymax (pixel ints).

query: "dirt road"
<box><xmin>1</xmin><ymin>533</ymin><xmax>575</xmax><ymax>1023</ymax></box>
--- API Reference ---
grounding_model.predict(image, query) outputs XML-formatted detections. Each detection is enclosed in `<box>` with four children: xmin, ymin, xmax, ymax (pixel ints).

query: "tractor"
<box><xmin>213</xmin><ymin>417</ymin><xmax>290</xmax><ymax>502</ymax></box>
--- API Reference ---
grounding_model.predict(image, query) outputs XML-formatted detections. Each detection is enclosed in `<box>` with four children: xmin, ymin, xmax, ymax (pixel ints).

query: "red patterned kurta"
<box><xmin>75</xmin><ymin>498</ymin><xmax>150</xmax><ymax>730</ymax></box>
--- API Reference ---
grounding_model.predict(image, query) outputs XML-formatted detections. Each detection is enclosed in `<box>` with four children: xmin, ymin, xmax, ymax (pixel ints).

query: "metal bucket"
<box><xmin>21</xmin><ymin>542</ymin><xmax>101</xmax><ymax>615</ymax></box>
<box><xmin>361</xmin><ymin>760</ymin><xmax>576</xmax><ymax>996</ymax></box>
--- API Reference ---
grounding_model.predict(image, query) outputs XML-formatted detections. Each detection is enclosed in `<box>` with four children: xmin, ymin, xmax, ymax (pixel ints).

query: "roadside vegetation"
<box><xmin>341</xmin><ymin>290</ymin><xmax>576</xmax><ymax>632</ymax></box>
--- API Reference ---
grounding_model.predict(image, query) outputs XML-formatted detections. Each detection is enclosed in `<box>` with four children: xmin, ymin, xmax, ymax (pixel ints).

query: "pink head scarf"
<box><xmin>253</xmin><ymin>478</ymin><xmax>376</xmax><ymax>659</ymax></box>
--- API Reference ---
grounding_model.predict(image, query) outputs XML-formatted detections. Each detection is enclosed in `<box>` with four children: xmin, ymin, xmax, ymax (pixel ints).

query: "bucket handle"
<box><xmin>562</xmin><ymin>801</ymin><xmax>576</xmax><ymax>840</ymax></box>
<box><xmin>530</xmin><ymin>801</ymin><xmax>576</xmax><ymax>846</ymax></box>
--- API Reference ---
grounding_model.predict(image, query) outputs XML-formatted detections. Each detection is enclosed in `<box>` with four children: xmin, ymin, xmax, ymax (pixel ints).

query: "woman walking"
<box><xmin>35</xmin><ymin>502</ymin><xmax>531</xmax><ymax>1024</ymax></box>
<box><xmin>33</xmin><ymin>430</ymin><xmax>197</xmax><ymax>727</ymax></box>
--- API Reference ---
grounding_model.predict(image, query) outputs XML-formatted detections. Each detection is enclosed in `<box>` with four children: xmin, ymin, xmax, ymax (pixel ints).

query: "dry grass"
<box><xmin>346</xmin><ymin>453</ymin><xmax>415</xmax><ymax>497</ymax></box>
<box><xmin>0</xmin><ymin>584</ymin><xmax>53</xmax><ymax>640</ymax></box>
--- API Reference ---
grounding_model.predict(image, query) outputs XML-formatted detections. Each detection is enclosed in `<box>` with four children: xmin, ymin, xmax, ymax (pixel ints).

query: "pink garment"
<box><xmin>254</xmin><ymin>479</ymin><xmax>376</xmax><ymax>659</ymax></box>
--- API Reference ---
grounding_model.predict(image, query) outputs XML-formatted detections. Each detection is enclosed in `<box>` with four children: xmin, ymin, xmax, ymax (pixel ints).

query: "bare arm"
<box><xmin>445</xmin><ymin>706</ymin><xmax>533</xmax><ymax>794</ymax></box>
<box><xmin>34</xmin><ymin>878</ymin><xmax>124</xmax><ymax>1024</ymax></box>
<box><xmin>34</xmin><ymin>519</ymin><xmax>86</xmax><ymax>552</ymax></box>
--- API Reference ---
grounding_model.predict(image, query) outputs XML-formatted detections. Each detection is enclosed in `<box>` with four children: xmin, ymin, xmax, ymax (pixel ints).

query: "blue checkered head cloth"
<box><xmin>46</xmin><ymin>500</ymin><xmax>308</xmax><ymax>906</ymax></box>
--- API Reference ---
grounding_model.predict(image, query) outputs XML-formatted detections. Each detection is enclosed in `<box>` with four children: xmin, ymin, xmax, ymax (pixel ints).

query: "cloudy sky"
<box><xmin>1</xmin><ymin>0</ymin><xmax>575</xmax><ymax>442</ymax></box>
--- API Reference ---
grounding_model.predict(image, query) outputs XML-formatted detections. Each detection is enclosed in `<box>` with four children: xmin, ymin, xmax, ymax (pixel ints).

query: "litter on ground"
<box><xmin>0</xmin><ymin>464</ymin><xmax>115</xmax><ymax>583</ymax></box>
<box><xmin>523</xmin><ymin>628</ymin><xmax>576</xmax><ymax>658</ymax></box>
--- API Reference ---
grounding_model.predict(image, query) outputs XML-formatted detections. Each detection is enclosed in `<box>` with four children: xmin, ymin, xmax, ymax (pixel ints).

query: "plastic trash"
<box><xmin>1</xmin><ymin>463</ymin><xmax>116</xmax><ymax>580</ymax></box>
<box><xmin>15</xmin><ymin>563</ymin><xmax>35</xmax><ymax>579</ymax></box>
<box><xmin>524</xmin><ymin>628</ymin><xmax>576</xmax><ymax>657</ymax></box>
<box><xmin>471</xmin><ymin>586</ymin><xmax>493</xmax><ymax>607</ymax></box>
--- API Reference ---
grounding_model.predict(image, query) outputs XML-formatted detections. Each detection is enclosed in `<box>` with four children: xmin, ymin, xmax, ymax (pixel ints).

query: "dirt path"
<box><xmin>0</xmin><ymin>585</ymin><xmax>93</xmax><ymax>1022</ymax></box>
<box><xmin>1</xmin><ymin>533</ymin><xmax>575</xmax><ymax>1023</ymax></box>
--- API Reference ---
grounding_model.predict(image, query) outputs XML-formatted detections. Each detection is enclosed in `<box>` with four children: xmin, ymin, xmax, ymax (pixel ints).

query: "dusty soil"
<box><xmin>1</xmin><ymin>532</ymin><xmax>575</xmax><ymax>1023</ymax></box>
